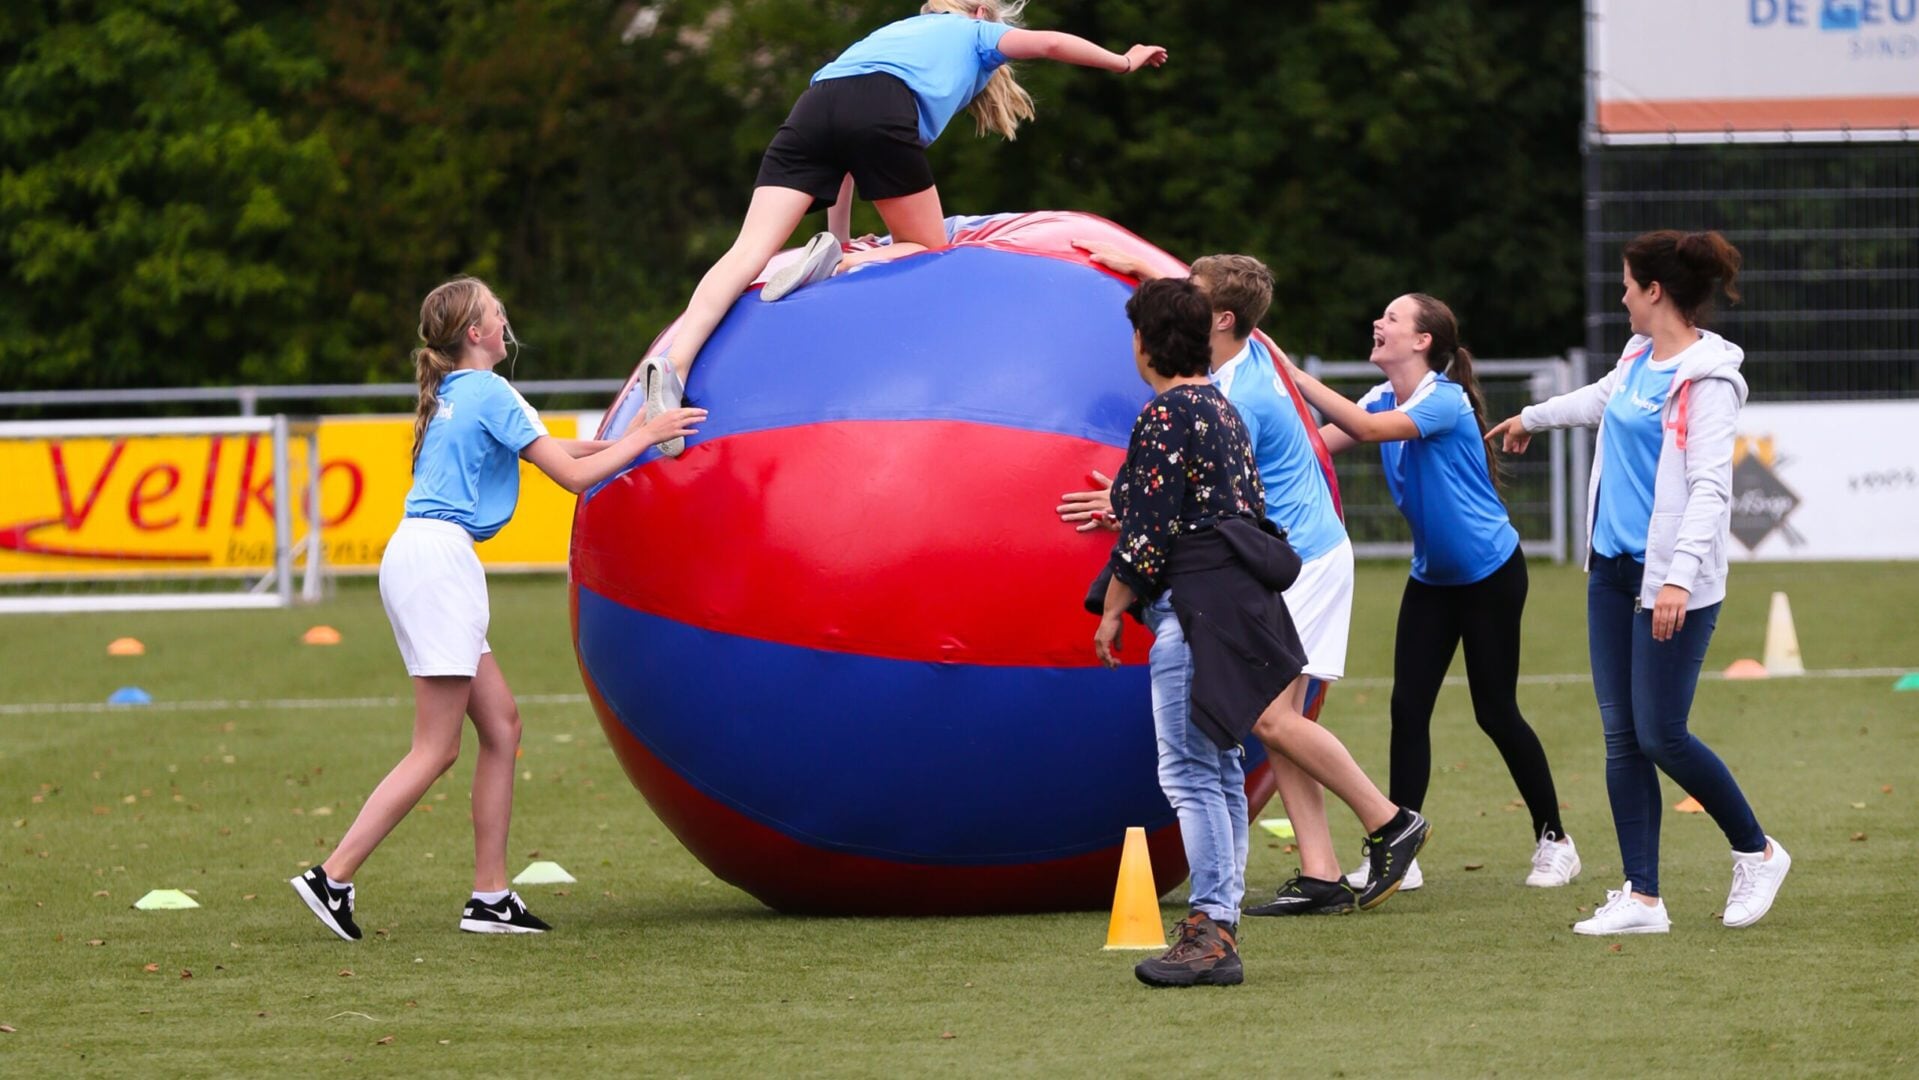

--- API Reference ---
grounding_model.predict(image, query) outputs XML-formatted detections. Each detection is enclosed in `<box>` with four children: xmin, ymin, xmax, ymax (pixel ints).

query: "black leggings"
<box><xmin>1390</xmin><ymin>549</ymin><xmax>1564</xmax><ymax>840</ymax></box>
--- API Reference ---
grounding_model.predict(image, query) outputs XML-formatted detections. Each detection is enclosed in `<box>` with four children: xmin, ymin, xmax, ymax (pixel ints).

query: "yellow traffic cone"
<box><xmin>1762</xmin><ymin>592</ymin><xmax>1804</xmax><ymax>676</ymax></box>
<box><xmin>1103</xmin><ymin>826</ymin><xmax>1165</xmax><ymax>950</ymax></box>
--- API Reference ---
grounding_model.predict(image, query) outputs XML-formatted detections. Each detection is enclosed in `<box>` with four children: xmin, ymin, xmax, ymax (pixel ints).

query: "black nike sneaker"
<box><xmin>1356</xmin><ymin>808</ymin><xmax>1433</xmax><ymax>911</ymax></box>
<box><xmin>290</xmin><ymin>865</ymin><xmax>361</xmax><ymax>941</ymax></box>
<box><xmin>1245</xmin><ymin>873</ymin><xmax>1357</xmax><ymax>917</ymax></box>
<box><xmin>459</xmin><ymin>891</ymin><xmax>551</xmax><ymax>934</ymax></box>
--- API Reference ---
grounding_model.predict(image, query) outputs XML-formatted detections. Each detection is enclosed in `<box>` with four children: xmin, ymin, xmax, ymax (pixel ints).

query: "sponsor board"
<box><xmin>1730</xmin><ymin>401</ymin><xmax>1919</xmax><ymax>561</ymax></box>
<box><xmin>1592</xmin><ymin>0</ymin><xmax>1919</xmax><ymax>138</ymax></box>
<box><xmin>0</xmin><ymin>414</ymin><xmax>602</xmax><ymax>579</ymax></box>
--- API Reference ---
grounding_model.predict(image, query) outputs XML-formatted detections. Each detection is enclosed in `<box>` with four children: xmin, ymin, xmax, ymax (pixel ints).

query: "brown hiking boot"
<box><xmin>1134</xmin><ymin>914</ymin><xmax>1243</xmax><ymax>987</ymax></box>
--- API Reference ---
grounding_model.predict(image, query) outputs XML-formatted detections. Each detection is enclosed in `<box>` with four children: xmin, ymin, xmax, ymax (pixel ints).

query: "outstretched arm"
<box><xmin>1287</xmin><ymin>364</ymin><xmax>1420</xmax><ymax>444</ymax></box>
<box><xmin>521</xmin><ymin>408</ymin><xmax>706</xmax><ymax>494</ymax></box>
<box><xmin>997</xmin><ymin>29</ymin><xmax>1166</xmax><ymax>73</ymax></box>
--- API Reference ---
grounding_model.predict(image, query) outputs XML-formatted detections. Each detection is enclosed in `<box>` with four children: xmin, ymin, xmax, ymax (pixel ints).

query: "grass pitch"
<box><xmin>2</xmin><ymin>562</ymin><xmax>1915</xmax><ymax>1077</ymax></box>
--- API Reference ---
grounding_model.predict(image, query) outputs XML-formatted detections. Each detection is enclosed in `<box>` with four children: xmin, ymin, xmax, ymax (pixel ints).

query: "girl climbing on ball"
<box><xmin>291</xmin><ymin>277</ymin><xmax>703</xmax><ymax>941</ymax></box>
<box><xmin>635</xmin><ymin>1</ymin><xmax>1167</xmax><ymax>457</ymax></box>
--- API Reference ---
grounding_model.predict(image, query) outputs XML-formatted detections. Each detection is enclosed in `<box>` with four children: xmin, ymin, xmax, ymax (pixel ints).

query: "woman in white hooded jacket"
<box><xmin>1487</xmin><ymin>230</ymin><xmax>1790</xmax><ymax>936</ymax></box>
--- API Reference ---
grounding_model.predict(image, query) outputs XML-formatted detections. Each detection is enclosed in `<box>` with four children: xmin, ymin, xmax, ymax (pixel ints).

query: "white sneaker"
<box><xmin>1573</xmin><ymin>881</ymin><xmax>1670</xmax><ymax>936</ymax></box>
<box><xmin>639</xmin><ymin>356</ymin><xmax>687</xmax><ymax>458</ymax></box>
<box><xmin>760</xmin><ymin>231</ymin><xmax>842</xmax><ymax>302</ymax></box>
<box><xmin>1525</xmin><ymin>832</ymin><xmax>1582</xmax><ymax>888</ymax></box>
<box><xmin>1722</xmin><ymin>836</ymin><xmax>1791</xmax><ymax>929</ymax></box>
<box><xmin>1344</xmin><ymin>853</ymin><xmax>1422</xmax><ymax>892</ymax></box>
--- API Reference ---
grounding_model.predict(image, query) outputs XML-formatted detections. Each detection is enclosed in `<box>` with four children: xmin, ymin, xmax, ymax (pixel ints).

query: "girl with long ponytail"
<box><xmin>1285</xmin><ymin>294</ymin><xmax>1581</xmax><ymax>894</ymax></box>
<box><xmin>633</xmin><ymin>2</ymin><xmax>1168</xmax><ymax>458</ymax></box>
<box><xmin>292</xmin><ymin>277</ymin><xmax>705</xmax><ymax>942</ymax></box>
<box><xmin>1490</xmin><ymin>229</ymin><xmax>1788</xmax><ymax>936</ymax></box>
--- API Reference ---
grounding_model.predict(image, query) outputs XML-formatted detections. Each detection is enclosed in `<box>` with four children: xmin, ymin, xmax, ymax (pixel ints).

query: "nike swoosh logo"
<box><xmin>327</xmin><ymin>895</ymin><xmax>344</xmax><ymax>912</ymax></box>
<box><xmin>487</xmin><ymin>905</ymin><xmax>513</xmax><ymax>920</ymax></box>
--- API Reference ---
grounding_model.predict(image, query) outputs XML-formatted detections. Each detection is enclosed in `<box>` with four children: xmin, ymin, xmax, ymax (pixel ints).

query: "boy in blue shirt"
<box><xmin>1062</xmin><ymin>248</ymin><xmax>1423</xmax><ymax>919</ymax></box>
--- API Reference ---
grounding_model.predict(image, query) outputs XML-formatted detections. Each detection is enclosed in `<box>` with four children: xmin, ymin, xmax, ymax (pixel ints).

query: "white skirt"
<box><xmin>379</xmin><ymin>518</ymin><xmax>491</xmax><ymax>678</ymax></box>
<box><xmin>1285</xmin><ymin>537</ymin><xmax>1355</xmax><ymax>682</ymax></box>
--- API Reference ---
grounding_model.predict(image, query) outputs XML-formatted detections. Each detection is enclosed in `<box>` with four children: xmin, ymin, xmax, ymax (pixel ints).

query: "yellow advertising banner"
<box><xmin>0</xmin><ymin>415</ymin><xmax>589</xmax><ymax>579</ymax></box>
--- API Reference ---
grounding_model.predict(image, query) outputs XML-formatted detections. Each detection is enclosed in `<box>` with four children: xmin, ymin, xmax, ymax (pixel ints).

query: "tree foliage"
<box><xmin>0</xmin><ymin>0</ymin><xmax>1582</xmax><ymax>393</ymax></box>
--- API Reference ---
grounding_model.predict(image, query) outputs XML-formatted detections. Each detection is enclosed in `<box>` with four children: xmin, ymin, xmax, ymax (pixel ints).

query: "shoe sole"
<box><xmin>1358</xmin><ymin>823</ymin><xmax>1433</xmax><ymax>911</ymax></box>
<box><xmin>1573</xmin><ymin>922</ymin><xmax>1670</xmax><ymax>936</ymax></box>
<box><xmin>290</xmin><ymin>876</ymin><xmax>357</xmax><ymax>942</ymax></box>
<box><xmin>459</xmin><ymin>918</ymin><xmax>546</xmax><ymax>934</ymax></box>
<box><xmin>1245</xmin><ymin>903</ymin><xmax>1355</xmax><ymax>918</ymax></box>
<box><xmin>640</xmin><ymin>359</ymin><xmax>685</xmax><ymax>458</ymax></box>
<box><xmin>761</xmin><ymin>235</ymin><xmax>841</xmax><ymax>302</ymax></box>
<box><xmin>1134</xmin><ymin>963</ymin><xmax>1244</xmax><ymax>988</ymax></box>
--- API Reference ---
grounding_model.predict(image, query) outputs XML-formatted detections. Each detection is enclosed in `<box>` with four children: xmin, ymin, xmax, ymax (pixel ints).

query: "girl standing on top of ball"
<box><xmin>633</xmin><ymin>1</ymin><xmax>1168</xmax><ymax>458</ymax></box>
<box><xmin>292</xmin><ymin>276</ymin><xmax>703</xmax><ymax>940</ymax></box>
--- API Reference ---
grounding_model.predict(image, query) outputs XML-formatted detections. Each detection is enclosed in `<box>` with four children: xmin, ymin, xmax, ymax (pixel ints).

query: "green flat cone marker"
<box><xmin>1258</xmin><ymin>817</ymin><xmax>1296</xmax><ymax>841</ymax></box>
<box><xmin>1894</xmin><ymin>673</ymin><xmax>1919</xmax><ymax>692</ymax></box>
<box><xmin>133</xmin><ymin>889</ymin><xmax>199</xmax><ymax>910</ymax></box>
<box><xmin>512</xmin><ymin>860</ymin><xmax>576</xmax><ymax>885</ymax></box>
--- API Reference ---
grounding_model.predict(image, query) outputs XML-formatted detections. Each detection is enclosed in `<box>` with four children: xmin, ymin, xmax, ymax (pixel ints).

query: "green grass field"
<box><xmin>2</xmin><ymin>562</ymin><xmax>1915</xmax><ymax>1076</ymax></box>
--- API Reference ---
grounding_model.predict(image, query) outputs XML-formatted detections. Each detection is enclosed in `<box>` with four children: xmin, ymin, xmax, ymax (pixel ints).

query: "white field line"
<box><xmin>0</xmin><ymin>691</ymin><xmax>590</xmax><ymax>717</ymax></box>
<box><xmin>0</xmin><ymin>669</ymin><xmax>1910</xmax><ymax>717</ymax></box>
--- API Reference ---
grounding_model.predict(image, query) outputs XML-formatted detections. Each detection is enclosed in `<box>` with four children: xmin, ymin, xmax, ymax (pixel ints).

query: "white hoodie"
<box><xmin>1519</xmin><ymin>330</ymin><xmax>1749</xmax><ymax>611</ymax></box>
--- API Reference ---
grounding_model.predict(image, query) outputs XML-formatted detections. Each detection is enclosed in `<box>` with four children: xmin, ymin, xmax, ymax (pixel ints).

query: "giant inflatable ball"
<box><xmin>570</xmin><ymin>211</ymin><xmax>1339</xmax><ymax>915</ymax></box>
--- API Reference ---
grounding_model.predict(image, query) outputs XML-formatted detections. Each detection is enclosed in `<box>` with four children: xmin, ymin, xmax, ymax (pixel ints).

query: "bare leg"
<box><xmin>322</xmin><ymin>675</ymin><xmax>470</xmax><ymax>882</ymax></box>
<box><xmin>1252</xmin><ymin>675</ymin><xmax>1397</xmax><ymax>833</ymax></box>
<box><xmin>465</xmin><ymin>654</ymin><xmax>521</xmax><ymax>894</ymax></box>
<box><xmin>1267</xmin><ymin>682</ymin><xmax>1341</xmax><ymax>879</ymax></box>
<box><xmin>663</xmin><ymin>185</ymin><xmax>817</xmax><ymax>381</ymax></box>
<box><xmin>824</xmin><ymin>174</ymin><xmax>854</xmax><ymax>245</ymax></box>
<box><xmin>836</xmin><ymin>186</ymin><xmax>949</xmax><ymax>271</ymax></box>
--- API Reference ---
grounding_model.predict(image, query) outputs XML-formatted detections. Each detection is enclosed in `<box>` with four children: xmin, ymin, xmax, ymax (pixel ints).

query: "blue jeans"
<box><xmin>1146</xmin><ymin>593</ymin><xmax>1248</xmax><ymax>924</ymax></box>
<box><xmin>1588</xmin><ymin>554</ymin><xmax>1765</xmax><ymax>897</ymax></box>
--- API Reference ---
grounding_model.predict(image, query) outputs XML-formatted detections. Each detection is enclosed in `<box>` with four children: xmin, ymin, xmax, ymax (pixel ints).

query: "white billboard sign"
<box><xmin>1591</xmin><ymin>0</ymin><xmax>1919</xmax><ymax>142</ymax></box>
<box><xmin>1728</xmin><ymin>401</ymin><xmax>1919</xmax><ymax>561</ymax></box>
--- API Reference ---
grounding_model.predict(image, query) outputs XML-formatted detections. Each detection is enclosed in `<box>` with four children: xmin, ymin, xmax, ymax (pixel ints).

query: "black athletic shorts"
<box><xmin>754</xmin><ymin>72</ymin><xmax>936</xmax><ymax>212</ymax></box>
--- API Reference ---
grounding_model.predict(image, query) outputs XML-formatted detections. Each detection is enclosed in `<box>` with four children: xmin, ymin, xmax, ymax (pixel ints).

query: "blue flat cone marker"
<box><xmin>512</xmin><ymin>860</ymin><xmax>576</xmax><ymax>885</ymax></box>
<box><xmin>108</xmin><ymin>687</ymin><xmax>152</xmax><ymax>706</ymax></box>
<box><xmin>1258</xmin><ymin>817</ymin><xmax>1296</xmax><ymax>840</ymax></box>
<box><xmin>133</xmin><ymin>889</ymin><xmax>199</xmax><ymax>910</ymax></box>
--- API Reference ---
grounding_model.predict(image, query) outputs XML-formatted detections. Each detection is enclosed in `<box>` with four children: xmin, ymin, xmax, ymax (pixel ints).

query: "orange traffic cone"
<box><xmin>1674</xmin><ymin>796</ymin><xmax>1705</xmax><ymax>813</ymax></box>
<box><xmin>107</xmin><ymin>637</ymin><xmax>145</xmax><ymax>657</ymax></box>
<box><xmin>302</xmin><ymin>625</ymin><xmax>342</xmax><ymax>646</ymax></box>
<box><xmin>1721</xmin><ymin>658</ymin><xmax>1767</xmax><ymax>680</ymax></box>
<box><xmin>1103</xmin><ymin>826</ymin><xmax>1165</xmax><ymax>950</ymax></box>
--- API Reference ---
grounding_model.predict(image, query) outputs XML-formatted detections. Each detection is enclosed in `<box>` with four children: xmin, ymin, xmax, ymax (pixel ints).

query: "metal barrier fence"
<box><xmin>2</xmin><ymin>367</ymin><xmax>1578</xmax><ymax>565</ymax></box>
<box><xmin>0</xmin><ymin>379</ymin><xmax>628</xmax><ymax>416</ymax></box>
<box><xmin>1585</xmin><ymin>143</ymin><xmax>1919</xmax><ymax>404</ymax></box>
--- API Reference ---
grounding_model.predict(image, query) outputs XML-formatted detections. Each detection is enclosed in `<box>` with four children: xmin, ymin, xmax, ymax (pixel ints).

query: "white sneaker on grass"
<box><xmin>760</xmin><ymin>231</ymin><xmax>843</xmax><ymax>302</ymax></box>
<box><xmin>1573</xmin><ymin>881</ymin><xmax>1670</xmax><ymax>936</ymax></box>
<box><xmin>1525</xmin><ymin>832</ymin><xmax>1582</xmax><ymax>888</ymax></box>
<box><xmin>1723</xmin><ymin>836</ymin><xmax>1791</xmax><ymax>929</ymax></box>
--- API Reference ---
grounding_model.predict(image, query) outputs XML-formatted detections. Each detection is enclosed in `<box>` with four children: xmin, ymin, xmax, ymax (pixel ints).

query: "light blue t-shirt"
<box><xmin>1360</xmin><ymin>371</ymin><xmax>1520</xmax><ymax>585</ymax></box>
<box><xmin>1213</xmin><ymin>339</ymin><xmax>1347</xmax><ymax>562</ymax></box>
<box><xmin>812</xmin><ymin>14</ymin><xmax>1013</xmax><ymax>146</ymax></box>
<box><xmin>404</xmin><ymin>369</ymin><xmax>548</xmax><ymax>542</ymax></box>
<box><xmin>1593</xmin><ymin>343</ymin><xmax>1677</xmax><ymax>561</ymax></box>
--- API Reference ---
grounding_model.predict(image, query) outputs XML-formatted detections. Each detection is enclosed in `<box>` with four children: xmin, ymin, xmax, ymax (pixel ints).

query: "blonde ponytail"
<box><xmin>410</xmin><ymin>344</ymin><xmax>459</xmax><ymax>471</ymax></box>
<box><xmin>410</xmin><ymin>276</ymin><xmax>494</xmax><ymax>471</ymax></box>
<box><xmin>919</xmin><ymin>0</ymin><xmax>1037</xmax><ymax>139</ymax></box>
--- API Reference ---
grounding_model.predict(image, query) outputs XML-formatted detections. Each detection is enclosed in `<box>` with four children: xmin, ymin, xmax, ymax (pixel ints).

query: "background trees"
<box><xmin>0</xmin><ymin>0</ymin><xmax>1582</xmax><ymax>392</ymax></box>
